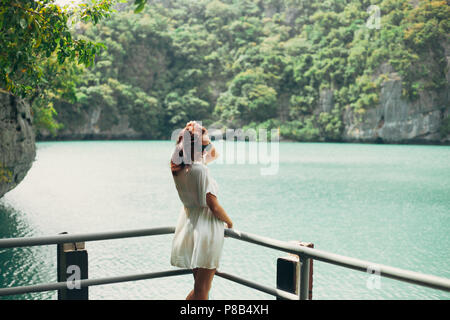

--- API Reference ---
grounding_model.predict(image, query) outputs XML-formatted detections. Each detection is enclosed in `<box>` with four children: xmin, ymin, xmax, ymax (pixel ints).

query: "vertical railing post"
<box><xmin>277</xmin><ymin>241</ymin><xmax>313</xmax><ymax>300</ymax></box>
<box><xmin>57</xmin><ymin>232</ymin><xmax>89</xmax><ymax>300</ymax></box>
<box><xmin>299</xmin><ymin>254</ymin><xmax>311</xmax><ymax>300</ymax></box>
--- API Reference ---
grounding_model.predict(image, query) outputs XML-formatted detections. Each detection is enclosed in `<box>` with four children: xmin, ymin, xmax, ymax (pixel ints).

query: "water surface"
<box><xmin>0</xmin><ymin>141</ymin><xmax>449</xmax><ymax>299</ymax></box>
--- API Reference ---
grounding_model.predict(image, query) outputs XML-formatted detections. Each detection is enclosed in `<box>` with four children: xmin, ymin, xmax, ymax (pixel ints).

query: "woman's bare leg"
<box><xmin>186</xmin><ymin>268</ymin><xmax>216</xmax><ymax>300</ymax></box>
<box><xmin>186</xmin><ymin>268</ymin><xmax>198</xmax><ymax>300</ymax></box>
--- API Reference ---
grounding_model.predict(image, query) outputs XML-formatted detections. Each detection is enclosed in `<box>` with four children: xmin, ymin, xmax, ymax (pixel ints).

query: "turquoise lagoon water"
<box><xmin>0</xmin><ymin>141</ymin><xmax>449</xmax><ymax>300</ymax></box>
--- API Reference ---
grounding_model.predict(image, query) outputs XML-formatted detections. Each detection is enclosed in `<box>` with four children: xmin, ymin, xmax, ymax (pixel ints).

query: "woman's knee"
<box><xmin>194</xmin><ymin>268</ymin><xmax>215</xmax><ymax>294</ymax></box>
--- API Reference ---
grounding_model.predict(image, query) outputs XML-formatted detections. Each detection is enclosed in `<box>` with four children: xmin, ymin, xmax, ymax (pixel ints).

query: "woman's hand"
<box><xmin>225</xmin><ymin>219</ymin><xmax>233</xmax><ymax>229</ymax></box>
<box><xmin>202</xmin><ymin>133</ymin><xmax>211</xmax><ymax>146</ymax></box>
<box><xmin>204</xmin><ymin>144</ymin><xmax>218</xmax><ymax>164</ymax></box>
<box><xmin>202</xmin><ymin>133</ymin><xmax>219</xmax><ymax>164</ymax></box>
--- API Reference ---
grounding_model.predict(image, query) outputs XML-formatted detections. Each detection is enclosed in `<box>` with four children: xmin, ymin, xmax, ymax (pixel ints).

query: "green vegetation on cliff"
<box><xmin>11</xmin><ymin>0</ymin><xmax>448</xmax><ymax>141</ymax></box>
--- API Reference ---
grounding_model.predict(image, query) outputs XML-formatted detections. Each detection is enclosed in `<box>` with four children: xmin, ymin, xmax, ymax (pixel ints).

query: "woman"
<box><xmin>170</xmin><ymin>121</ymin><xmax>233</xmax><ymax>300</ymax></box>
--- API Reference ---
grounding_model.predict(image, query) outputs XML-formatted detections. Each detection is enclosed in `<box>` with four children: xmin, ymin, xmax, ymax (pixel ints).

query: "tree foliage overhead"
<box><xmin>0</xmin><ymin>0</ymin><xmax>117</xmax><ymax>134</ymax></box>
<box><xmin>0</xmin><ymin>0</ymin><xmax>115</xmax><ymax>96</ymax></box>
<box><xmin>0</xmin><ymin>0</ymin><xmax>149</xmax><ymax>133</ymax></box>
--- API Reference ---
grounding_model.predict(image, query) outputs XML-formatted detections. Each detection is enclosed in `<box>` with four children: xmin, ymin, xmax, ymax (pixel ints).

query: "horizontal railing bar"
<box><xmin>0</xmin><ymin>226</ymin><xmax>176</xmax><ymax>249</ymax></box>
<box><xmin>215</xmin><ymin>270</ymin><xmax>298</xmax><ymax>300</ymax></box>
<box><xmin>0</xmin><ymin>269</ymin><xmax>192</xmax><ymax>297</ymax></box>
<box><xmin>224</xmin><ymin>228</ymin><xmax>450</xmax><ymax>293</ymax></box>
<box><xmin>1</xmin><ymin>226</ymin><xmax>449</xmax><ymax>297</ymax></box>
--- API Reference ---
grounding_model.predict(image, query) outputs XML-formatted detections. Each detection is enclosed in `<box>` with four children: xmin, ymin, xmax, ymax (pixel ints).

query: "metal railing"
<box><xmin>0</xmin><ymin>226</ymin><xmax>449</xmax><ymax>299</ymax></box>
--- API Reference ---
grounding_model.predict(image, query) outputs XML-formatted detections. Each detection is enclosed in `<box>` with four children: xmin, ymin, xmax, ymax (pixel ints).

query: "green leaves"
<box><xmin>0</xmin><ymin>0</ymin><xmax>114</xmax><ymax>98</ymax></box>
<box><xmin>19</xmin><ymin>18</ymin><xmax>26</xmax><ymax>29</ymax></box>
<box><xmin>134</xmin><ymin>0</ymin><xmax>147</xmax><ymax>13</ymax></box>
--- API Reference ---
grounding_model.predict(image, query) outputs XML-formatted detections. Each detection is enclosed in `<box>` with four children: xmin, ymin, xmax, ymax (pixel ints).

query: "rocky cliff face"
<box><xmin>0</xmin><ymin>93</ymin><xmax>36</xmax><ymax>198</ymax></box>
<box><xmin>343</xmin><ymin>78</ymin><xmax>449</xmax><ymax>144</ymax></box>
<box><xmin>342</xmin><ymin>57</ymin><xmax>449</xmax><ymax>144</ymax></box>
<box><xmin>39</xmin><ymin>81</ymin><xmax>450</xmax><ymax>144</ymax></box>
<box><xmin>37</xmin><ymin>102</ymin><xmax>141</xmax><ymax>140</ymax></box>
<box><xmin>37</xmin><ymin>51</ymin><xmax>449</xmax><ymax>145</ymax></box>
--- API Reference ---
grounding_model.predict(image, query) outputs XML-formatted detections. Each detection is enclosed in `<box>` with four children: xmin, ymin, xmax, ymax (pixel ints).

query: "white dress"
<box><xmin>170</xmin><ymin>161</ymin><xmax>225</xmax><ymax>269</ymax></box>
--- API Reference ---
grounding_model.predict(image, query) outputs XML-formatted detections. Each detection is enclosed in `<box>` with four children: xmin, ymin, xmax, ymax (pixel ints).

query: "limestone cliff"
<box><xmin>343</xmin><ymin>78</ymin><xmax>449</xmax><ymax>144</ymax></box>
<box><xmin>40</xmin><ymin>75</ymin><xmax>449</xmax><ymax>144</ymax></box>
<box><xmin>342</xmin><ymin>51</ymin><xmax>449</xmax><ymax>144</ymax></box>
<box><xmin>0</xmin><ymin>93</ymin><xmax>36</xmax><ymax>198</ymax></box>
<box><xmin>37</xmin><ymin>101</ymin><xmax>141</xmax><ymax>140</ymax></box>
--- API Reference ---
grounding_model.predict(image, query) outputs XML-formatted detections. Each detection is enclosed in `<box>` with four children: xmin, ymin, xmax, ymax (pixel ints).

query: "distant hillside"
<box><xmin>37</xmin><ymin>0</ymin><xmax>450</xmax><ymax>144</ymax></box>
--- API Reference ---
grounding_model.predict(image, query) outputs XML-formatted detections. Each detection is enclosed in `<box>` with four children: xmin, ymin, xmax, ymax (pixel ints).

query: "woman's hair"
<box><xmin>170</xmin><ymin>121</ymin><xmax>208</xmax><ymax>175</ymax></box>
